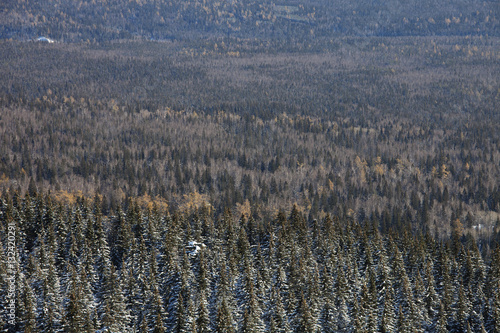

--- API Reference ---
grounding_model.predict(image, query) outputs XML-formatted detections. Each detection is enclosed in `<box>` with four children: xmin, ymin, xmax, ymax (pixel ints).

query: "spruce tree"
<box><xmin>40</xmin><ymin>249</ymin><xmax>63</xmax><ymax>331</ymax></box>
<box><xmin>493</xmin><ymin>283</ymin><xmax>500</xmax><ymax>333</ymax></box>
<box><xmin>151</xmin><ymin>280</ymin><xmax>168</xmax><ymax>333</ymax></box>
<box><xmin>412</xmin><ymin>270</ymin><xmax>426</xmax><ymax>331</ymax></box>
<box><xmin>0</xmin><ymin>239</ymin><xmax>9</xmax><ymax>332</ymax></box>
<box><xmin>455</xmin><ymin>285</ymin><xmax>470</xmax><ymax>332</ymax></box>
<box><xmin>109</xmin><ymin>207</ymin><xmax>133</xmax><ymax>268</ymax></box>
<box><xmin>269</xmin><ymin>285</ymin><xmax>291</xmax><ymax>333</ymax></box>
<box><xmin>100</xmin><ymin>264</ymin><xmax>131</xmax><ymax>332</ymax></box>
<box><xmin>424</xmin><ymin>259</ymin><xmax>440</xmax><ymax>329</ymax></box>
<box><xmin>320</xmin><ymin>262</ymin><xmax>337</xmax><ymax>333</ymax></box>
<box><xmin>435</xmin><ymin>301</ymin><xmax>449</xmax><ymax>333</ymax></box>
<box><xmin>396</xmin><ymin>304</ymin><xmax>412</xmax><ymax>333</ymax></box>
<box><xmin>335</xmin><ymin>266</ymin><xmax>351</xmax><ymax>333</ymax></box>
<box><xmin>469</xmin><ymin>283</ymin><xmax>486</xmax><ymax>332</ymax></box>
<box><xmin>216</xmin><ymin>297</ymin><xmax>236</xmax><ymax>333</ymax></box>
<box><xmin>22</xmin><ymin>277</ymin><xmax>37</xmax><ymax>333</ymax></box>
<box><xmin>197</xmin><ymin>289</ymin><xmax>211</xmax><ymax>333</ymax></box>
<box><xmin>352</xmin><ymin>296</ymin><xmax>365</xmax><ymax>333</ymax></box>
<box><xmin>362</xmin><ymin>269</ymin><xmax>378</xmax><ymax>333</ymax></box>
<box><xmin>380</xmin><ymin>285</ymin><xmax>396</xmax><ymax>333</ymax></box>
<box><xmin>292</xmin><ymin>291</ymin><xmax>318</xmax><ymax>333</ymax></box>
<box><xmin>62</xmin><ymin>265</ymin><xmax>87</xmax><ymax>333</ymax></box>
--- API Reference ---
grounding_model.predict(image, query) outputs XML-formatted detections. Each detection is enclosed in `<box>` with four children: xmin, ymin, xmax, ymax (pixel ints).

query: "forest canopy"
<box><xmin>1</xmin><ymin>0</ymin><xmax>498</xmax><ymax>42</ymax></box>
<box><xmin>1</xmin><ymin>0</ymin><xmax>500</xmax><ymax>331</ymax></box>
<box><xmin>0</xmin><ymin>36</ymin><xmax>499</xmax><ymax>242</ymax></box>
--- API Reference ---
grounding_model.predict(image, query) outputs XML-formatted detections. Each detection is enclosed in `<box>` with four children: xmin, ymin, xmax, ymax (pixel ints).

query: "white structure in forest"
<box><xmin>36</xmin><ymin>36</ymin><xmax>55</xmax><ymax>43</ymax></box>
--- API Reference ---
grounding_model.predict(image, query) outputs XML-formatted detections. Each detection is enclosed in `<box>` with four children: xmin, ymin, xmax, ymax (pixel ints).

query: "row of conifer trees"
<box><xmin>1</xmin><ymin>192</ymin><xmax>500</xmax><ymax>332</ymax></box>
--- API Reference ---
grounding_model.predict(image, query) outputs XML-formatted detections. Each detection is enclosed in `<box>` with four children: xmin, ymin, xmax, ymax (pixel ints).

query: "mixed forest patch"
<box><xmin>0</xmin><ymin>37</ymin><xmax>499</xmax><ymax>244</ymax></box>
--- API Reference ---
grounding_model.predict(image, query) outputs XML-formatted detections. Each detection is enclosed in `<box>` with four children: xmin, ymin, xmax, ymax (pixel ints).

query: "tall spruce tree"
<box><xmin>197</xmin><ymin>288</ymin><xmax>211</xmax><ymax>333</ymax></box>
<box><xmin>268</xmin><ymin>285</ymin><xmax>291</xmax><ymax>333</ymax></box>
<box><xmin>62</xmin><ymin>264</ymin><xmax>87</xmax><ymax>333</ymax></box>
<box><xmin>320</xmin><ymin>260</ymin><xmax>337</xmax><ymax>333</ymax></box>
<box><xmin>99</xmin><ymin>263</ymin><xmax>131</xmax><ymax>332</ymax></box>
<box><xmin>380</xmin><ymin>285</ymin><xmax>396</xmax><ymax>333</ymax></box>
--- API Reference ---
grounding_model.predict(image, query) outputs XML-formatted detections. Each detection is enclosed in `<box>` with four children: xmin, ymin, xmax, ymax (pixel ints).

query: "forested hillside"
<box><xmin>1</xmin><ymin>192</ymin><xmax>500</xmax><ymax>332</ymax></box>
<box><xmin>0</xmin><ymin>37</ymin><xmax>499</xmax><ymax>242</ymax></box>
<box><xmin>1</xmin><ymin>0</ymin><xmax>500</xmax><ymax>330</ymax></box>
<box><xmin>1</xmin><ymin>0</ymin><xmax>498</xmax><ymax>42</ymax></box>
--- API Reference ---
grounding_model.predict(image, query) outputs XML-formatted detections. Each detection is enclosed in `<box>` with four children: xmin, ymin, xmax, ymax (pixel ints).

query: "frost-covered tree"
<box><xmin>197</xmin><ymin>289</ymin><xmax>211</xmax><ymax>333</ymax></box>
<box><xmin>216</xmin><ymin>297</ymin><xmax>236</xmax><ymax>333</ymax></box>
<box><xmin>99</xmin><ymin>264</ymin><xmax>131</xmax><ymax>332</ymax></box>
<box><xmin>320</xmin><ymin>260</ymin><xmax>337</xmax><ymax>333</ymax></box>
<box><xmin>62</xmin><ymin>265</ymin><xmax>88</xmax><ymax>333</ymax></box>
<box><xmin>380</xmin><ymin>285</ymin><xmax>396</xmax><ymax>333</ymax></box>
<box><xmin>268</xmin><ymin>285</ymin><xmax>291</xmax><ymax>333</ymax></box>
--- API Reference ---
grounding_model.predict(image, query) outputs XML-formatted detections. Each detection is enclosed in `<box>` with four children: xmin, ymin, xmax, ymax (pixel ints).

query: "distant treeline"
<box><xmin>0</xmin><ymin>0</ymin><xmax>498</xmax><ymax>42</ymax></box>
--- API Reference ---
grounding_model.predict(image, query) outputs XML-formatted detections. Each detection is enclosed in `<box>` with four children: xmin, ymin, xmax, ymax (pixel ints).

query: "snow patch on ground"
<box><xmin>187</xmin><ymin>241</ymin><xmax>205</xmax><ymax>256</ymax></box>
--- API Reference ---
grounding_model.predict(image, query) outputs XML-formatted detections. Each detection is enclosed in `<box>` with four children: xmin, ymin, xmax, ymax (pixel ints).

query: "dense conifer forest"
<box><xmin>1</xmin><ymin>193</ymin><xmax>500</xmax><ymax>332</ymax></box>
<box><xmin>1</xmin><ymin>0</ymin><xmax>500</xmax><ymax>331</ymax></box>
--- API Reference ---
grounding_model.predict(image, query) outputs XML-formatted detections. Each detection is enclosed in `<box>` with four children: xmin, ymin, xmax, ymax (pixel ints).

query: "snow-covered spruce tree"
<box><xmin>20</xmin><ymin>194</ymin><xmax>38</xmax><ymax>259</ymax></box>
<box><xmin>99</xmin><ymin>262</ymin><xmax>131</xmax><ymax>332</ymax></box>
<box><xmin>493</xmin><ymin>282</ymin><xmax>500</xmax><ymax>333</ymax></box>
<box><xmin>173</xmin><ymin>290</ymin><xmax>189</xmax><ymax>333</ymax></box>
<box><xmin>436</xmin><ymin>245</ymin><xmax>454</xmax><ymax>319</ymax></box>
<box><xmin>268</xmin><ymin>285</ymin><xmax>291</xmax><ymax>333</ymax></box>
<box><xmin>380</xmin><ymin>284</ymin><xmax>396</xmax><ymax>333</ymax></box>
<box><xmin>138</xmin><ymin>243</ymin><xmax>167</xmax><ymax>331</ymax></box>
<box><xmin>469</xmin><ymin>282</ymin><xmax>487</xmax><ymax>332</ymax></box>
<box><xmin>164</xmin><ymin>250</ymin><xmax>183</xmax><ymax>331</ymax></box>
<box><xmin>145</xmin><ymin>205</ymin><xmax>163</xmax><ymax>249</ymax></box>
<box><xmin>291</xmin><ymin>290</ymin><xmax>318</xmax><ymax>333</ymax></box>
<box><xmin>109</xmin><ymin>206</ymin><xmax>133</xmax><ymax>269</ymax></box>
<box><xmin>452</xmin><ymin>285</ymin><xmax>471</xmax><ymax>332</ymax></box>
<box><xmin>79</xmin><ymin>260</ymin><xmax>98</xmax><ymax>332</ymax></box>
<box><xmin>412</xmin><ymin>270</ymin><xmax>426</xmax><ymax>331</ymax></box>
<box><xmin>391</xmin><ymin>245</ymin><xmax>416</xmax><ymax>332</ymax></box>
<box><xmin>25</xmin><ymin>228</ymin><xmax>47</xmax><ymax>331</ymax></box>
<box><xmin>423</xmin><ymin>258</ymin><xmax>440</xmax><ymax>330</ymax></box>
<box><xmin>235</xmin><ymin>226</ymin><xmax>255</xmax><ymax>320</ymax></box>
<box><xmin>319</xmin><ymin>258</ymin><xmax>337</xmax><ymax>333</ymax></box>
<box><xmin>121</xmin><ymin>235</ymin><xmax>146</xmax><ymax>329</ymax></box>
<box><xmin>239</xmin><ymin>274</ymin><xmax>265</xmax><ymax>333</ymax></box>
<box><xmin>174</xmin><ymin>246</ymin><xmax>198</xmax><ymax>333</ymax></box>
<box><xmin>193</xmin><ymin>243</ymin><xmax>211</xmax><ymax>333</ymax></box>
<box><xmin>0</xmin><ymin>239</ymin><xmax>9</xmax><ymax>332</ymax></box>
<box><xmin>61</xmin><ymin>264</ymin><xmax>89</xmax><ymax>332</ymax></box>
<box><xmin>214</xmin><ymin>257</ymin><xmax>237</xmax><ymax>333</ymax></box>
<box><xmin>21</xmin><ymin>273</ymin><xmax>37</xmax><ymax>333</ymax></box>
<box><xmin>255</xmin><ymin>244</ymin><xmax>271</xmax><ymax>304</ymax></box>
<box><xmin>351</xmin><ymin>296</ymin><xmax>365</xmax><ymax>333</ymax></box>
<box><xmin>151</xmin><ymin>248</ymin><xmax>168</xmax><ymax>326</ymax></box>
<box><xmin>361</xmin><ymin>270</ymin><xmax>378</xmax><ymax>333</ymax></box>
<box><xmin>216</xmin><ymin>296</ymin><xmax>237</xmax><ymax>333</ymax></box>
<box><xmin>434</xmin><ymin>301</ymin><xmax>449</xmax><ymax>333</ymax></box>
<box><xmin>335</xmin><ymin>264</ymin><xmax>351</xmax><ymax>333</ymax></box>
<box><xmin>484</xmin><ymin>246</ymin><xmax>500</xmax><ymax>331</ymax></box>
<box><xmin>40</xmin><ymin>208</ymin><xmax>64</xmax><ymax>330</ymax></box>
<box><xmin>197</xmin><ymin>288</ymin><xmax>211</xmax><ymax>333</ymax></box>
